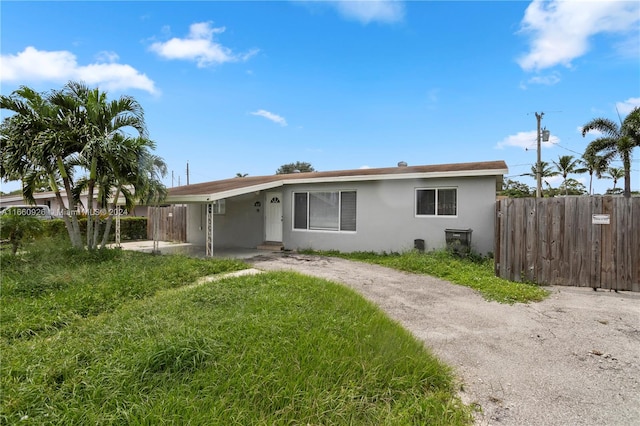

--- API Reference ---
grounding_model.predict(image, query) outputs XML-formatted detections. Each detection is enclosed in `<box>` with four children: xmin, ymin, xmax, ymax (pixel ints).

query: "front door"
<box><xmin>265</xmin><ymin>192</ymin><xmax>283</xmax><ymax>242</ymax></box>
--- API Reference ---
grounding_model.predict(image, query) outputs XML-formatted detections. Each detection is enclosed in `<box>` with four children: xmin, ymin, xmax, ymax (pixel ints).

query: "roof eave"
<box><xmin>166</xmin><ymin>180</ymin><xmax>286</xmax><ymax>203</ymax></box>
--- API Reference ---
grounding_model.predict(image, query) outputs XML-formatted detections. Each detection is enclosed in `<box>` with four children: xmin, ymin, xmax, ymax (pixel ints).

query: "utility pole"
<box><xmin>171</xmin><ymin>170</ymin><xmax>174</xmax><ymax>187</ymax></box>
<box><xmin>536</xmin><ymin>112</ymin><xmax>543</xmax><ymax>198</ymax></box>
<box><xmin>186</xmin><ymin>161</ymin><xmax>190</xmax><ymax>185</ymax></box>
<box><xmin>535</xmin><ymin>112</ymin><xmax>551</xmax><ymax>198</ymax></box>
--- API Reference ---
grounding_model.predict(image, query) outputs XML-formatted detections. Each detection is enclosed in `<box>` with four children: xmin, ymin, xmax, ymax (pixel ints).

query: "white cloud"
<box><xmin>517</xmin><ymin>0</ymin><xmax>640</xmax><ymax>71</ymax></box>
<box><xmin>612</xmin><ymin>34</ymin><xmax>640</xmax><ymax>59</ymax></box>
<box><xmin>149</xmin><ymin>22</ymin><xmax>258</xmax><ymax>67</ymax></box>
<box><xmin>328</xmin><ymin>0</ymin><xmax>405</xmax><ymax>24</ymax></box>
<box><xmin>251</xmin><ymin>109</ymin><xmax>287</xmax><ymax>126</ymax></box>
<box><xmin>525</xmin><ymin>72</ymin><xmax>561</xmax><ymax>86</ymax></box>
<box><xmin>95</xmin><ymin>51</ymin><xmax>119</xmax><ymax>63</ymax></box>
<box><xmin>0</xmin><ymin>46</ymin><xmax>157</xmax><ymax>94</ymax></box>
<box><xmin>496</xmin><ymin>130</ymin><xmax>558</xmax><ymax>150</ymax></box>
<box><xmin>77</xmin><ymin>63</ymin><xmax>158</xmax><ymax>94</ymax></box>
<box><xmin>616</xmin><ymin>97</ymin><xmax>640</xmax><ymax>115</ymax></box>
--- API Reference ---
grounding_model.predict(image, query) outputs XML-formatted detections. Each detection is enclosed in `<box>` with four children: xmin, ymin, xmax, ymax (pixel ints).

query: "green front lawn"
<box><xmin>1</xmin><ymin>240</ymin><xmax>472</xmax><ymax>424</ymax></box>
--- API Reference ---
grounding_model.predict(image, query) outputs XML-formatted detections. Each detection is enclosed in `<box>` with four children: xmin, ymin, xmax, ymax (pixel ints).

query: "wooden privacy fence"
<box><xmin>147</xmin><ymin>205</ymin><xmax>187</xmax><ymax>243</ymax></box>
<box><xmin>495</xmin><ymin>196</ymin><xmax>640</xmax><ymax>292</ymax></box>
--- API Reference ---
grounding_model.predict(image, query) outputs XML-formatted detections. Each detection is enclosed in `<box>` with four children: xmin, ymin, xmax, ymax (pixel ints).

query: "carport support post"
<box><xmin>115</xmin><ymin>205</ymin><xmax>121</xmax><ymax>248</ymax></box>
<box><xmin>206</xmin><ymin>203</ymin><xmax>214</xmax><ymax>257</ymax></box>
<box><xmin>152</xmin><ymin>205</ymin><xmax>160</xmax><ymax>254</ymax></box>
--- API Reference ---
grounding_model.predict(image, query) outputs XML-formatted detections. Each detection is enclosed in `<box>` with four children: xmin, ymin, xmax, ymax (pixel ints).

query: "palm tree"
<box><xmin>61</xmin><ymin>81</ymin><xmax>149</xmax><ymax>249</ymax></box>
<box><xmin>578</xmin><ymin>151</ymin><xmax>608</xmax><ymax>195</ymax></box>
<box><xmin>603</xmin><ymin>167</ymin><xmax>625</xmax><ymax>194</ymax></box>
<box><xmin>1</xmin><ymin>86</ymin><xmax>84</xmax><ymax>248</ymax></box>
<box><xmin>582</xmin><ymin>107</ymin><xmax>640</xmax><ymax>197</ymax></box>
<box><xmin>526</xmin><ymin>161</ymin><xmax>559</xmax><ymax>194</ymax></box>
<box><xmin>1</xmin><ymin>81</ymin><xmax>167</xmax><ymax>250</ymax></box>
<box><xmin>553</xmin><ymin>155</ymin><xmax>582</xmax><ymax>196</ymax></box>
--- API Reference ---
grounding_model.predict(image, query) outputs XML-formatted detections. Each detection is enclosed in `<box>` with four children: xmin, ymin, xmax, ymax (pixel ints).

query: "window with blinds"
<box><xmin>293</xmin><ymin>191</ymin><xmax>356</xmax><ymax>232</ymax></box>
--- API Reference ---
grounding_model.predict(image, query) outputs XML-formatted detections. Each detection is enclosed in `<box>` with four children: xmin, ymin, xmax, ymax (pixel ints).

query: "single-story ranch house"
<box><xmin>165</xmin><ymin>160</ymin><xmax>507</xmax><ymax>256</ymax></box>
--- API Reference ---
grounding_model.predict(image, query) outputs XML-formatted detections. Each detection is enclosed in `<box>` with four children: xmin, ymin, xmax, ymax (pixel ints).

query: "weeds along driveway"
<box><xmin>249</xmin><ymin>253</ymin><xmax>640</xmax><ymax>426</ymax></box>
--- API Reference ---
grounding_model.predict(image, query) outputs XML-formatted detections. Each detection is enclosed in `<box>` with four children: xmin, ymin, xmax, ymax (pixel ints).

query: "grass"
<box><xmin>1</xmin><ymin>237</ymin><xmax>248</xmax><ymax>342</ymax></box>
<box><xmin>1</xmin><ymin>240</ymin><xmax>472</xmax><ymax>424</ymax></box>
<box><xmin>303</xmin><ymin>250</ymin><xmax>549</xmax><ymax>304</ymax></box>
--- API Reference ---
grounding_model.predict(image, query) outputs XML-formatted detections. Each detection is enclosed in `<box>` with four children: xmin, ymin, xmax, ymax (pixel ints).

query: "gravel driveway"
<box><xmin>249</xmin><ymin>253</ymin><xmax>640</xmax><ymax>425</ymax></box>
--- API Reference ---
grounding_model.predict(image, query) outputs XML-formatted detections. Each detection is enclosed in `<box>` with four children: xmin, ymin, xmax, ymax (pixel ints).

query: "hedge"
<box><xmin>43</xmin><ymin>217</ymin><xmax>148</xmax><ymax>242</ymax></box>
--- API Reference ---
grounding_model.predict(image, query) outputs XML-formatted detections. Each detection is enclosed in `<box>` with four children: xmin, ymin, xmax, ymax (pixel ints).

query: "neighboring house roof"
<box><xmin>0</xmin><ymin>191</ymin><xmax>60</xmax><ymax>204</ymax></box>
<box><xmin>166</xmin><ymin>160</ymin><xmax>508</xmax><ymax>203</ymax></box>
<box><xmin>0</xmin><ymin>188</ymin><xmax>125</xmax><ymax>206</ymax></box>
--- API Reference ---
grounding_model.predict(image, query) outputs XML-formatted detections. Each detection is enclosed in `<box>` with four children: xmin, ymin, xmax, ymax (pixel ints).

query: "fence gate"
<box><xmin>147</xmin><ymin>205</ymin><xmax>187</xmax><ymax>243</ymax></box>
<box><xmin>495</xmin><ymin>196</ymin><xmax>639</xmax><ymax>292</ymax></box>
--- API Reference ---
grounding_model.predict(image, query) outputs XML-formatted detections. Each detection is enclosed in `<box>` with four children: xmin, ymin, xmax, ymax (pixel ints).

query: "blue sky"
<box><xmin>1</xmin><ymin>0</ymin><xmax>639</xmax><ymax>195</ymax></box>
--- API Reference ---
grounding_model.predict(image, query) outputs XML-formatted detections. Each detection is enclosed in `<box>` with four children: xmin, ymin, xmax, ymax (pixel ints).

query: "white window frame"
<box><xmin>415</xmin><ymin>187</ymin><xmax>458</xmax><ymax>217</ymax></box>
<box><xmin>211</xmin><ymin>199</ymin><xmax>226</xmax><ymax>215</ymax></box>
<box><xmin>293</xmin><ymin>190</ymin><xmax>357</xmax><ymax>232</ymax></box>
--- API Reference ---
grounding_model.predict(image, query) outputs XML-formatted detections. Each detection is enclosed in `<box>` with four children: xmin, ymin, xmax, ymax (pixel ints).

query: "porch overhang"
<box><xmin>165</xmin><ymin>180</ymin><xmax>286</xmax><ymax>204</ymax></box>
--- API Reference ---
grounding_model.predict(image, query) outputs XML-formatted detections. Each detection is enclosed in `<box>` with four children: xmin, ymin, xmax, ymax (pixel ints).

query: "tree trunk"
<box><xmin>86</xmin><ymin>184</ymin><xmax>94</xmax><ymax>249</ymax></box>
<box><xmin>100</xmin><ymin>216</ymin><xmax>114</xmax><ymax>249</ymax></box>
<box><xmin>100</xmin><ymin>187</ymin><xmax>120</xmax><ymax>248</ymax></box>
<box><xmin>57</xmin><ymin>157</ymin><xmax>83</xmax><ymax>248</ymax></box>
<box><xmin>92</xmin><ymin>214</ymin><xmax>101</xmax><ymax>249</ymax></box>
<box><xmin>623</xmin><ymin>156</ymin><xmax>631</xmax><ymax>198</ymax></box>
<box><xmin>86</xmin><ymin>156</ymin><xmax>97</xmax><ymax>249</ymax></box>
<box><xmin>49</xmin><ymin>173</ymin><xmax>75</xmax><ymax>245</ymax></box>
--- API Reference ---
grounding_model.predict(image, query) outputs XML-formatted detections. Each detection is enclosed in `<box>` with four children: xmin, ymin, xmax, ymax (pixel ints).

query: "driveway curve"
<box><xmin>249</xmin><ymin>253</ymin><xmax>640</xmax><ymax>425</ymax></box>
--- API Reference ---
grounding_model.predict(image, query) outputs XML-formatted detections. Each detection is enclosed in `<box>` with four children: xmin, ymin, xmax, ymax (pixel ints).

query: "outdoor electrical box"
<box><xmin>445</xmin><ymin>229</ymin><xmax>472</xmax><ymax>255</ymax></box>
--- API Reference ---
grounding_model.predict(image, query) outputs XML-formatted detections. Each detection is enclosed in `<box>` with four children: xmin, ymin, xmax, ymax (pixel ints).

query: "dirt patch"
<box><xmin>249</xmin><ymin>253</ymin><xmax>640</xmax><ymax>425</ymax></box>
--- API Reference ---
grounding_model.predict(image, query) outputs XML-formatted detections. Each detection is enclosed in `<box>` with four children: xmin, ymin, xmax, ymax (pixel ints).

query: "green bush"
<box><xmin>0</xmin><ymin>212</ymin><xmax>45</xmax><ymax>254</ymax></box>
<box><xmin>43</xmin><ymin>217</ymin><xmax>148</xmax><ymax>241</ymax></box>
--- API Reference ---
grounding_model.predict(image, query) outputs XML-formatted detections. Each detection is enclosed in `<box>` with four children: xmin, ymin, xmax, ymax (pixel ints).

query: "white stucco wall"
<box><xmin>183</xmin><ymin>175</ymin><xmax>499</xmax><ymax>255</ymax></box>
<box><xmin>281</xmin><ymin>176</ymin><xmax>497</xmax><ymax>255</ymax></box>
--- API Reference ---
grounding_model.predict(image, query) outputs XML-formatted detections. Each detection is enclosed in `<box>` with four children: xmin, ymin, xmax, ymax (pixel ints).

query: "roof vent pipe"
<box><xmin>397</xmin><ymin>161</ymin><xmax>408</xmax><ymax>167</ymax></box>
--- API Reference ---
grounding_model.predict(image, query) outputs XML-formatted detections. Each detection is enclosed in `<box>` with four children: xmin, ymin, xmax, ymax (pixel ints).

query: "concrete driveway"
<box><xmin>249</xmin><ymin>253</ymin><xmax>640</xmax><ymax>425</ymax></box>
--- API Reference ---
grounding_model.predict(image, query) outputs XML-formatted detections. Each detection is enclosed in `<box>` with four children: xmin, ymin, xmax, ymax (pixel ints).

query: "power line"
<box><xmin>553</xmin><ymin>143</ymin><xmax>584</xmax><ymax>156</ymax></box>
